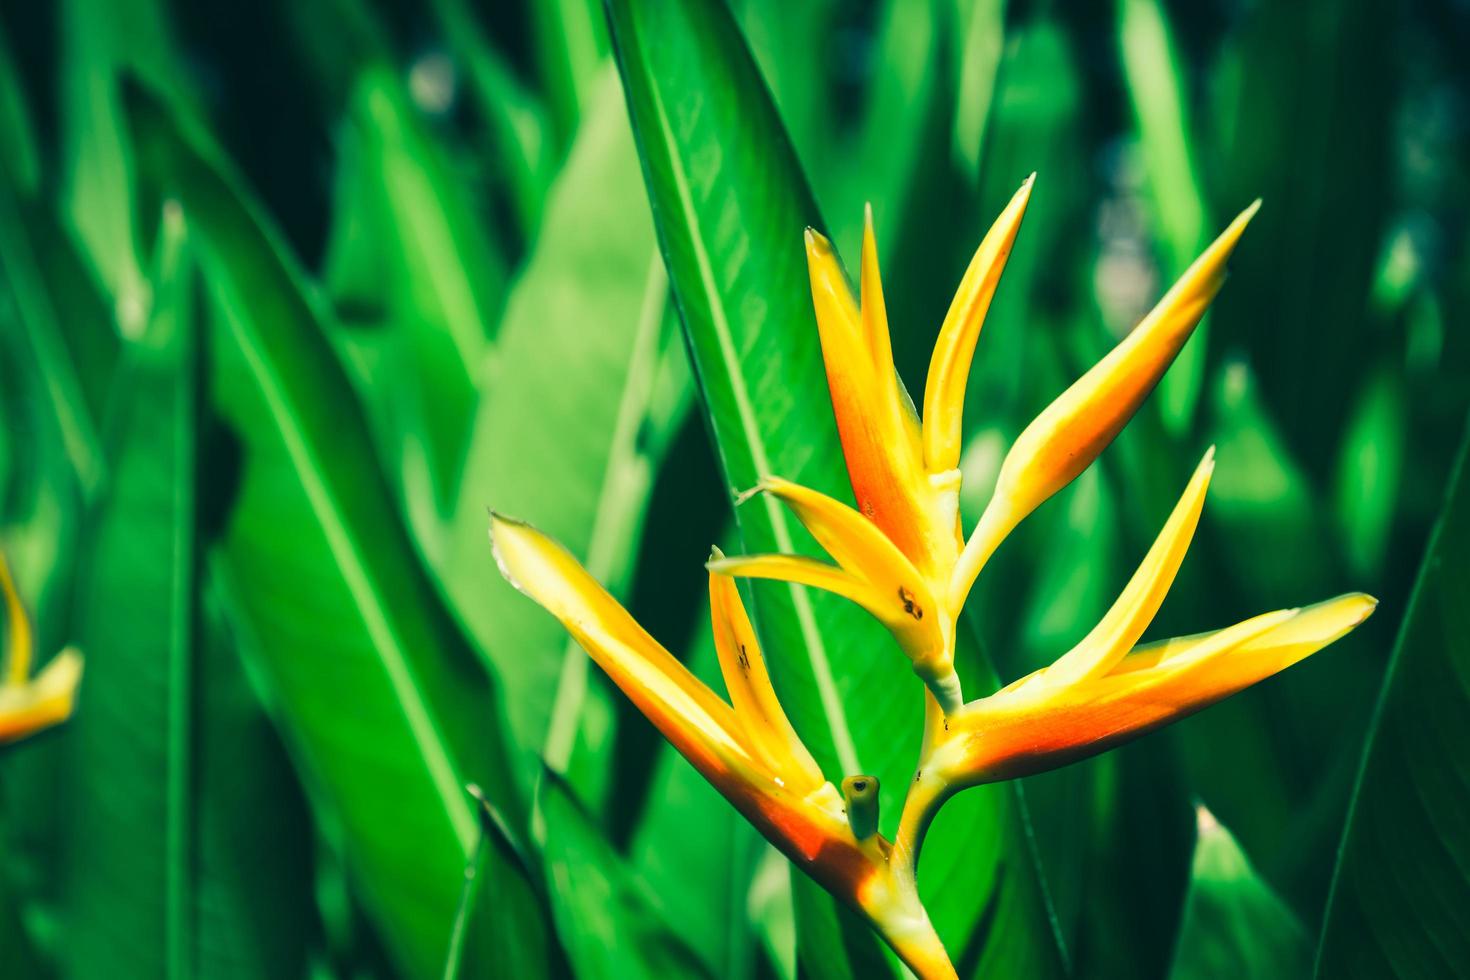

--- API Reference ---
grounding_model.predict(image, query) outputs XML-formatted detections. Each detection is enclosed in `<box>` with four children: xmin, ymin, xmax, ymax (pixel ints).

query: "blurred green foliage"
<box><xmin>0</xmin><ymin>0</ymin><xmax>1466</xmax><ymax>978</ymax></box>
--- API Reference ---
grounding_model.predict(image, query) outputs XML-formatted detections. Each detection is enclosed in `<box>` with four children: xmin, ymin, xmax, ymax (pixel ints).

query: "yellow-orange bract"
<box><xmin>489</xmin><ymin>516</ymin><xmax>951</xmax><ymax>977</ymax></box>
<box><xmin>488</xmin><ymin>180</ymin><xmax>1375</xmax><ymax>979</ymax></box>
<box><xmin>0</xmin><ymin>551</ymin><xmax>83</xmax><ymax>745</ymax></box>
<box><xmin>953</xmin><ymin>593</ymin><xmax>1377</xmax><ymax>783</ymax></box>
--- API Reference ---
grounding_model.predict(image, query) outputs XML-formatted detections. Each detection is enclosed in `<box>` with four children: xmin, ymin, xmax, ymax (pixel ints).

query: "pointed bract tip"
<box><xmin>1231</xmin><ymin>198</ymin><xmax>1262</xmax><ymax>233</ymax></box>
<box><xmin>487</xmin><ymin>509</ymin><xmax>527</xmax><ymax>534</ymax></box>
<box><xmin>485</xmin><ymin>512</ymin><xmax>540</xmax><ymax>596</ymax></box>
<box><xmin>804</xmin><ymin>226</ymin><xmax>831</xmax><ymax>252</ymax></box>
<box><xmin>1351</xmin><ymin>592</ymin><xmax>1379</xmax><ymax>622</ymax></box>
<box><xmin>708</xmin><ymin>544</ymin><xmax>726</xmax><ymax>563</ymax></box>
<box><xmin>1191</xmin><ymin>200</ymin><xmax>1260</xmax><ymax>278</ymax></box>
<box><xmin>1011</xmin><ymin>174</ymin><xmax>1036</xmax><ymax>207</ymax></box>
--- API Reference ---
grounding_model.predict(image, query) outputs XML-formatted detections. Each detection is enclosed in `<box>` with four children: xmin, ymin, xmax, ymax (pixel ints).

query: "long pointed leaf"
<box><xmin>1315</xmin><ymin>418</ymin><xmax>1470</xmax><ymax>976</ymax></box>
<box><xmin>323</xmin><ymin>65</ymin><xmax>504</xmax><ymax>522</ymax></box>
<box><xmin>126</xmin><ymin>85</ymin><xmax>545</xmax><ymax>979</ymax></box>
<box><xmin>605</xmin><ymin>0</ymin><xmax>1066</xmax><ymax>974</ymax></box>
<box><xmin>444</xmin><ymin>70</ymin><xmax>687</xmax><ymax>797</ymax></box>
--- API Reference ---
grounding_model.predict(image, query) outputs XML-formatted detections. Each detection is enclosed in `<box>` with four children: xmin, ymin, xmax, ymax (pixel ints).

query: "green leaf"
<box><xmin>538</xmin><ymin>773</ymin><xmax>712</xmax><ymax>980</ymax></box>
<box><xmin>1203</xmin><ymin>0</ymin><xmax>1394</xmax><ymax>472</ymax></box>
<box><xmin>945</xmin><ymin>16</ymin><xmax>1086</xmax><ymax>447</ymax></box>
<box><xmin>323</xmin><ymin>65</ymin><xmax>505</xmax><ymax>521</ymax></box>
<box><xmin>64</xmin><ymin>205</ymin><xmax>321</xmax><ymax>980</ymax></box>
<box><xmin>1013</xmin><ymin>465</ymin><xmax>1194</xmax><ymax>978</ymax></box>
<box><xmin>126</xmin><ymin>86</ymin><xmax>545</xmax><ymax>979</ymax></box>
<box><xmin>1331</xmin><ymin>370</ymin><xmax>1405</xmax><ymax>580</ymax></box>
<box><xmin>443</xmin><ymin>69</ymin><xmax>687</xmax><ymax>791</ymax></box>
<box><xmin>606</xmin><ymin>1</ymin><xmax>1065</xmax><ymax>974</ymax></box>
<box><xmin>1189</xmin><ymin>358</ymin><xmax>1381</xmax><ymax>913</ymax></box>
<box><xmin>0</xmin><ymin>173</ymin><xmax>118</xmax><ymax>499</ymax></box>
<box><xmin>609</xmin><ymin>0</ymin><xmax>884</xmax><ymax>834</ymax></box>
<box><xmin>1315</xmin><ymin>418</ymin><xmax>1470</xmax><ymax>977</ymax></box>
<box><xmin>1187</xmin><ymin>362</ymin><xmax>1370</xmax><ymax>881</ymax></box>
<box><xmin>951</xmin><ymin>0</ymin><xmax>1008</xmax><ymax>182</ymax></box>
<box><xmin>0</xmin><ymin>244</ymin><xmax>101</xmax><ymax>965</ymax></box>
<box><xmin>60</xmin><ymin>0</ymin><xmax>183</xmax><ymax>335</ymax></box>
<box><xmin>442</xmin><ymin>787</ymin><xmax>561</xmax><ymax>980</ymax></box>
<box><xmin>0</xmin><ymin>18</ymin><xmax>39</xmax><ymax>195</ymax></box>
<box><xmin>1171</xmin><ymin>808</ymin><xmax>1309</xmax><ymax>979</ymax></box>
<box><xmin>64</xmin><ymin>204</ymin><xmax>201</xmax><ymax>978</ymax></box>
<box><xmin>193</xmin><ymin>580</ymin><xmax>322</xmax><ymax>977</ymax></box>
<box><xmin>429</xmin><ymin>0</ymin><xmax>557</xmax><ymax>235</ymax></box>
<box><xmin>1117</xmin><ymin>0</ymin><xmax>1211</xmax><ymax>434</ymax></box>
<box><xmin>0</xmin><ymin>873</ymin><xmax>44</xmax><ymax>980</ymax></box>
<box><xmin>528</xmin><ymin>0</ymin><xmax>607</xmax><ymax>144</ymax></box>
<box><xmin>734</xmin><ymin>0</ymin><xmax>836</xmax><ymax>179</ymax></box>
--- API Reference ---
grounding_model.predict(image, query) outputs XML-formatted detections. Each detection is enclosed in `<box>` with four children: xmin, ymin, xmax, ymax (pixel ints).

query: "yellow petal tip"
<box><xmin>487</xmin><ymin>512</ymin><xmax>527</xmax><ymax>577</ymax></box>
<box><xmin>1198</xmin><ymin>445</ymin><xmax>1217</xmax><ymax>480</ymax></box>
<box><xmin>1348</xmin><ymin>592</ymin><xmax>1379</xmax><ymax>623</ymax></box>
<box><xmin>1223</xmin><ymin>198</ymin><xmax>1262</xmax><ymax>243</ymax></box>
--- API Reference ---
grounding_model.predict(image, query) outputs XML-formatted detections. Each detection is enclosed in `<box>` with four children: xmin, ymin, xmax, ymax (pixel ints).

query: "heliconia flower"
<box><xmin>0</xmin><ymin>551</ymin><xmax>83</xmax><ymax>745</ymax></box>
<box><xmin>488</xmin><ymin>184</ymin><xmax>1375</xmax><ymax>979</ymax></box>
<box><xmin>489</xmin><ymin>516</ymin><xmax>955</xmax><ymax>977</ymax></box>
<box><xmin>720</xmin><ymin>180</ymin><xmax>1268</xmax><ymax>714</ymax></box>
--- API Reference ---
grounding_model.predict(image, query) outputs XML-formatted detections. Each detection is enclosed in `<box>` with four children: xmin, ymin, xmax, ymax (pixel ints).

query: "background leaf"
<box><xmin>443</xmin><ymin>68</ymin><xmax>688</xmax><ymax>802</ymax></box>
<box><xmin>1170</xmin><ymin>807</ymin><xmax>1309</xmax><ymax>980</ymax></box>
<box><xmin>323</xmin><ymin>63</ymin><xmax>505</xmax><ymax>528</ymax></box>
<box><xmin>539</xmin><ymin>773</ymin><xmax>712</xmax><ymax>980</ymax></box>
<box><xmin>127</xmin><ymin>87</ymin><xmax>542</xmax><ymax>979</ymax></box>
<box><xmin>1315</xmin><ymin>418</ymin><xmax>1470</xmax><ymax>977</ymax></box>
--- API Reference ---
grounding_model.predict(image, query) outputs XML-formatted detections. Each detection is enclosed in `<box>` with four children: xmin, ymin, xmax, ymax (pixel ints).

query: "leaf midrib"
<box><xmin>542</xmin><ymin>253</ymin><xmax>669</xmax><ymax>769</ymax></box>
<box><xmin>639</xmin><ymin>60</ymin><xmax>860</xmax><ymax>776</ymax></box>
<box><xmin>209</xmin><ymin>263</ymin><xmax>478</xmax><ymax>852</ymax></box>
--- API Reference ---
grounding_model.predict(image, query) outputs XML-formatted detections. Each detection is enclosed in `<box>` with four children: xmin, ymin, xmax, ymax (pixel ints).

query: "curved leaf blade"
<box><xmin>126</xmin><ymin>86</ymin><xmax>545</xmax><ymax>979</ymax></box>
<box><xmin>1171</xmin><ymin>808</ymin><xmax>1309</xmax><ymax>980</ymax></box>
<box><xmin>1315</xmin><ymin>419</ymin><xmax>1470</xmax><ymax>977</ymax></box>
<box><xmin>605</xmin><ymin>1</ymin><xmax>1066</xmax><ymax>974</ymax></box>
<box><xmin>443</xmin><ymin>69</ymin><xmax>686</xmax><ymax>796</ymax></box>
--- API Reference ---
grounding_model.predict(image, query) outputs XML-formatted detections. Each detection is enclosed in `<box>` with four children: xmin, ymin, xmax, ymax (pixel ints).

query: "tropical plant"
<box><xmin>490</xmin><ymin>185</ymin><xmax>1375</xmax><ymax>976</ymax></box>
<box><xmin>0</xmin><ymin>0</ymin><xmax>1466</xmax><ymax>978</ymax></box>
